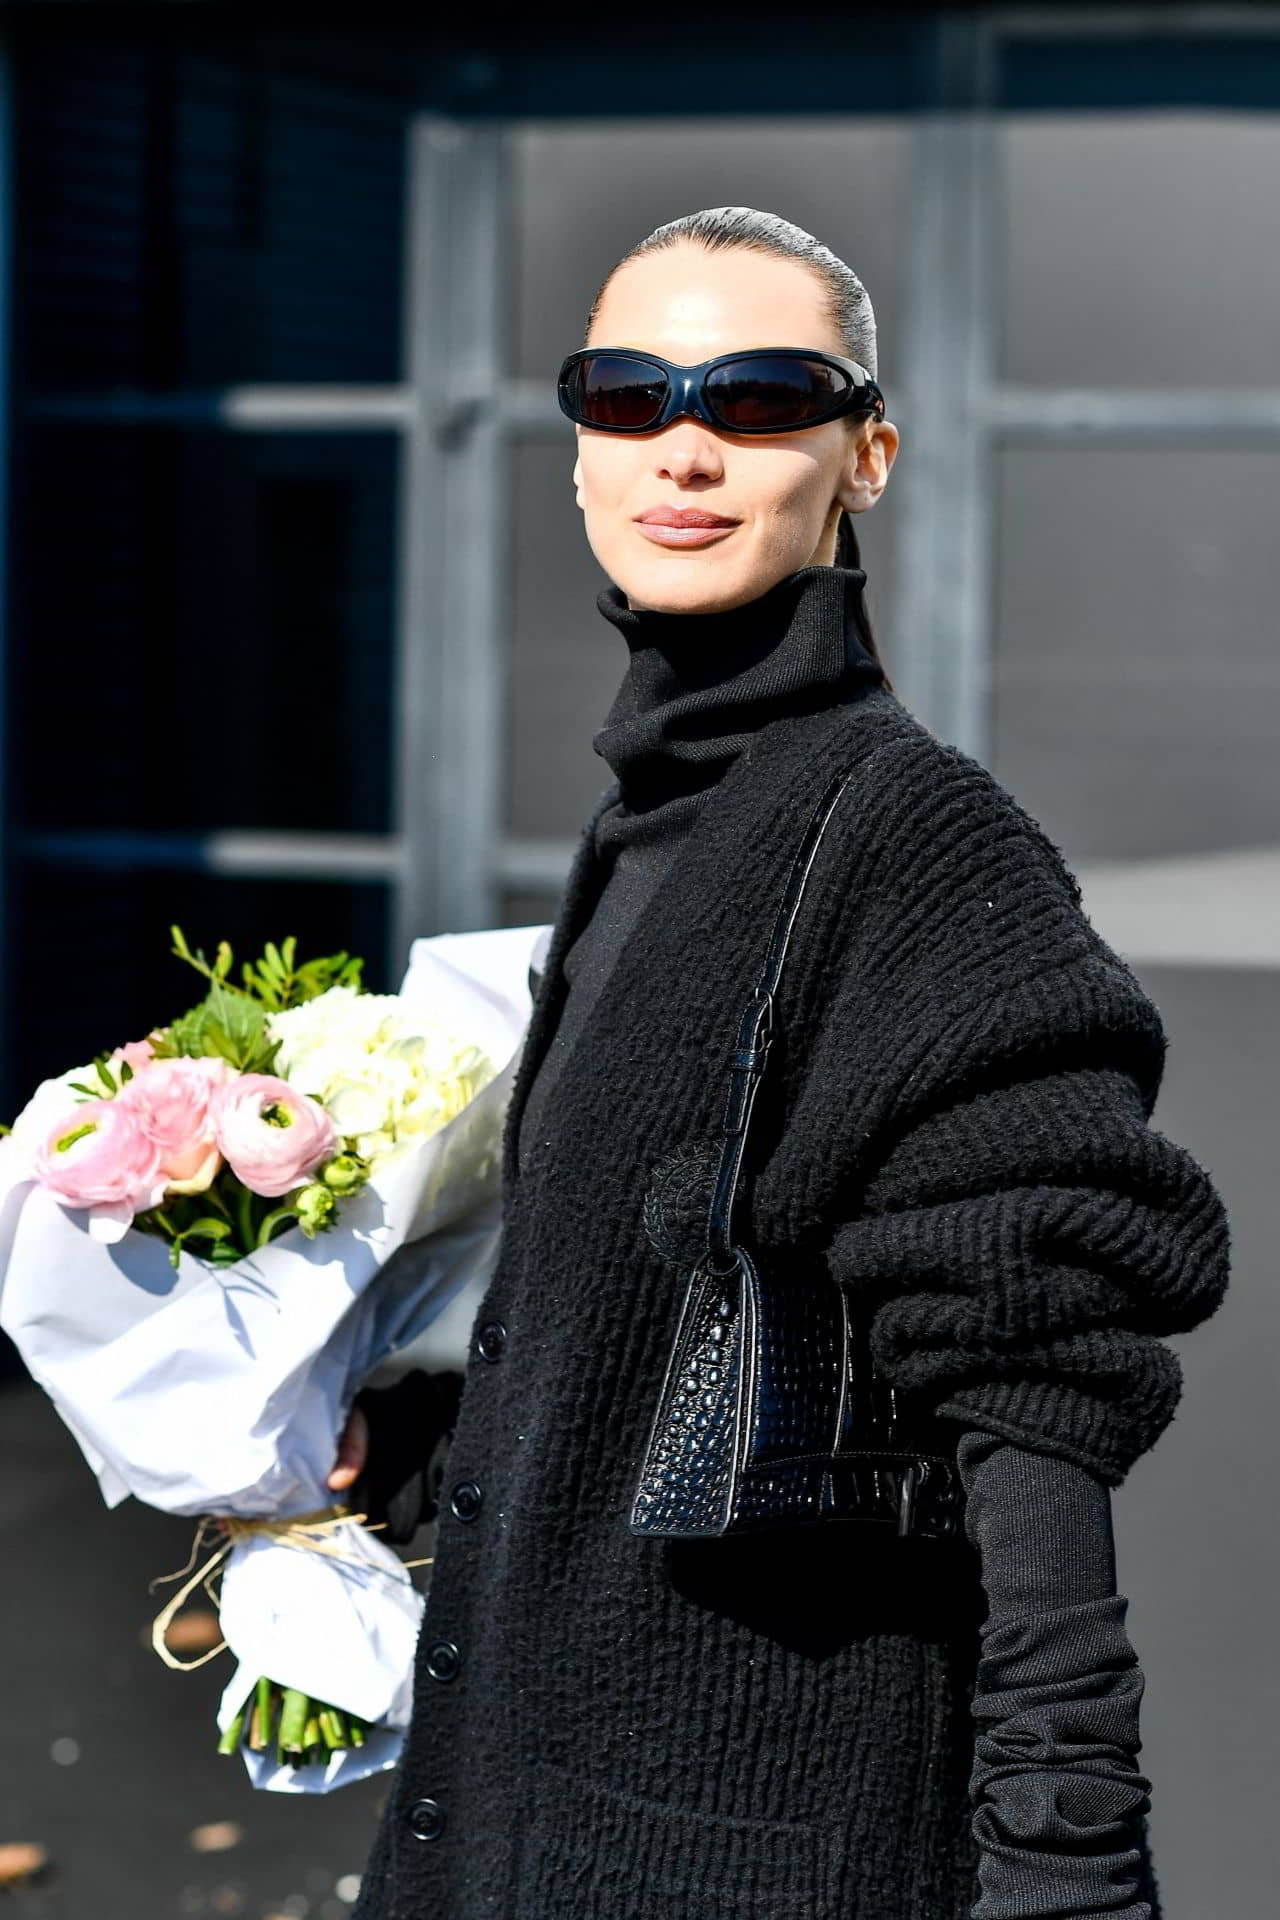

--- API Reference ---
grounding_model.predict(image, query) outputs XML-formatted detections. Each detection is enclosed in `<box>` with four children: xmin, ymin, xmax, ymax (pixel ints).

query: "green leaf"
<box><xmin>94</xmin><ymin>1058</ymin><xmax>117</xmax><ymax>1095</ymax></box>
<box><xmin>202</xmin><ymin>1024</ymin><xmax>241</xmax><ymax>1065</ymax></box>
<box><xmin>163</xmin><ymin>995</ymin><xmax>215</xmax><ymax>1059</ymax></box>
<box><xmin>209</xmin><ymin>981</ymin><xmax>268</xmax><ymax>1063</ymax></box>
<box><xmin>68</xmin><ymin>1080</ymin><xmax>101</xmax><ymax>1099</ymax></box>
<box><xmin>249</xmin><ymin>1035</ymin><xmax>283</xmax><ymax>1076</ymax></box>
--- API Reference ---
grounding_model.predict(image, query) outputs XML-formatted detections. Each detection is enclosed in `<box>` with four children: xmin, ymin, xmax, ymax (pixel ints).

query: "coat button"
<box><xmin>476</xmin><ymin>1319</ymin><xmax>507</xmax><ymax>1362</ymax></box>
<box><xmin>407</xmin><ymin>1796</ymin><xmax>446</xmax><ymax>1841</ymax></box>
<box><xmin>424</xmin><ymin>1638</ymin><xmax>462</xmax><ymax>1683</ymax></box>
<box><xmin>449</xmin><ymin>1480</ymin><xmax>483</xmax><ymax>1522</ymax></box>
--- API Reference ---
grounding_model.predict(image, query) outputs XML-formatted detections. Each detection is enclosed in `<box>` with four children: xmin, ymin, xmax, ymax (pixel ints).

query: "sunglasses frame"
<box><xmin>556</xmin><ymin>346</ymin><xmax>886</xmax><ymax>437</ymax></box>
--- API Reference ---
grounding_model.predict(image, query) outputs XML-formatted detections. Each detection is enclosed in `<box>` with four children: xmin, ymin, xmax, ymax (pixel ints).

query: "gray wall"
<box><xmin>1114</xmin><ymin>964</ymin><xmax>1279</xmax><ymax>1917</ymax></box>
<box><xmin>503</xmin><ymin>110</ymin><xmax>1280</xmax><ymax>1912</ymax></box>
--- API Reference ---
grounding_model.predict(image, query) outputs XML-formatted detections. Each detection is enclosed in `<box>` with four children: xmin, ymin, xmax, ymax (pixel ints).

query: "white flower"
<box><xmin>266</xmin><ymin>987</ymin><xmax>493</xmax><ymax>1168</ymax></box>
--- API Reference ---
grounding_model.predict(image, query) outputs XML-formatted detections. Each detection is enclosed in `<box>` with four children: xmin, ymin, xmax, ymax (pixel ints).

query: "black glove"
<box><xmin>347</xmin><ymin>1368</ymin><xmax>465</xmax><ymax>1546</ymax></box>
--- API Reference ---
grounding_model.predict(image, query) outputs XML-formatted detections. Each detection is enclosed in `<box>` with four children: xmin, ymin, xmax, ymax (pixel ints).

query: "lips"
<box><xmin>635</xmin><ymin>507</ymin><xmax>740</xmax><ymax>528</ymax></box>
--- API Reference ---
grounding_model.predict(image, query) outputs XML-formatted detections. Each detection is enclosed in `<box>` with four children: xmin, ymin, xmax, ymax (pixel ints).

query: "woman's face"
<box><xmin>572</xmin><ymin>242</ymin><xmax>899</xmax><ymax>613</ymax></box>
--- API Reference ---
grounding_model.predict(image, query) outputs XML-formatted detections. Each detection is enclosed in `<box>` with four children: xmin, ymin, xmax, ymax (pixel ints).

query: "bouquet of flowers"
<box><xmin>0</xmin><ymin>919</ymin><xmax>547</xmax><ymax>1792</ymax></box>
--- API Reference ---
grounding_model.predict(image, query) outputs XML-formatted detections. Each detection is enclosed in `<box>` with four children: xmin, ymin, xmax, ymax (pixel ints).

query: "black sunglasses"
<box><xmin>557</xmin><ymin>347</ymin><xmax>886</xmax><ymax>437</ymax></box>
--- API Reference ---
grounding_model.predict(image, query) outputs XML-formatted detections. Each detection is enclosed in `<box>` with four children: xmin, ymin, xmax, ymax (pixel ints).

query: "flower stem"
<box><xmin>217</xmin><ymin>1702</ymin><xmax>248</xmax><ymax>1755</ymax></box>
<box><xmin>201</xmin><ymin>1183</ymin><xmax>235</xmax><ymax>1225</ymax></box>
<box><xmin>234</xmin><ymin>1182</ymin><xmax>256</xmax><ymax>1254</ymax></box>
<box><xmin>279</xmin><ymin>1687</ymin><xmax>310</xmax><ymax>1758</ymax></box>
<box><xmin>215</xmin><ymin>1677</ymin><xmax>368</xmax><ymax>1765</ymax></box>
<box><xmin>248</xmin><ymin>1674</ymin><xmax>274</xmax><ymax>1751</ymax></box>
<box><xmin>256</xmin><ymin>1204</ymin><xmax>299</xmax><ymax>1249</ymax></box>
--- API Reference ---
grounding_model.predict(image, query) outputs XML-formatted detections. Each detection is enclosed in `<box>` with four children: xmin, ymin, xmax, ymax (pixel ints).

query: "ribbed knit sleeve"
<box><xmin>804</xmin><ymin>745</ymin><xmax>1231</xmax><ymax>1487</ymax></box>
<box><xmin>824</xmin><ymin>1006</ymin><xmax>1229</xmax><ymax>1484</ymax></box>
<box><xmin>957</xmin><ymin>1429</ymin><xmax>1157</xmax><ymax>1918</ymax></box>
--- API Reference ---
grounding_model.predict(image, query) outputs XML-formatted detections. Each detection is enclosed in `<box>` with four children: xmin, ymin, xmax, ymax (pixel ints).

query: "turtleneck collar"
<box><xmin>590</xmin><ymin>563</ymin><xmax>884</xmax><ymax>853</ymax></box>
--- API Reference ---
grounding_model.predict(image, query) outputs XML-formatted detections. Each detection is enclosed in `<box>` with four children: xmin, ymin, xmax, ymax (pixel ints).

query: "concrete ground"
<box><xmin>0</xmin><ymin>1378</ymin><xmax>430</xmax><ymax>1920</ymax></box>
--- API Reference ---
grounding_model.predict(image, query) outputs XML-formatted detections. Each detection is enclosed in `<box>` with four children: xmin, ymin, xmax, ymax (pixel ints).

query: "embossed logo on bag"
<box><xmin>642</xmin><ymin>1141</ymin><xmax>717</xmax><ymax>1264</ymax></box>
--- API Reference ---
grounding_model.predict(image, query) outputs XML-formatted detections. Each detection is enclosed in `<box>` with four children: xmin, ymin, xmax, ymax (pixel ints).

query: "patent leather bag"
<box><xmin>628</xmin><ymin>765</ymin><xmax>966</xmax><ymax>1543</ymax></box>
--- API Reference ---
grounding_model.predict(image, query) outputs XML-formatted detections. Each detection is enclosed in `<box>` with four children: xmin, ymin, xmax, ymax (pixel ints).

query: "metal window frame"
<box><xmin>12</xmin><ymin>9</ymin><xmax>1280</xmax><ymax>985</ymax></box>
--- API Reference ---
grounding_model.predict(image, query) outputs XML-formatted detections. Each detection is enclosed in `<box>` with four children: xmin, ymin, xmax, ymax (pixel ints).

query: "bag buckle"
<box><xmin>896</xmin><ymin>1463</ymin><xmax>919</xmax><ymax>1537</ymax></box>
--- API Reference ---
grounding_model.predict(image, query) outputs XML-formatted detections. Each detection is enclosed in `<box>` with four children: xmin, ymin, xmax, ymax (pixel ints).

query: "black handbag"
<box><xmin>628</xmin><ymin>765</ymin><xmax>967</xmax><ymax>1543</ymax></box>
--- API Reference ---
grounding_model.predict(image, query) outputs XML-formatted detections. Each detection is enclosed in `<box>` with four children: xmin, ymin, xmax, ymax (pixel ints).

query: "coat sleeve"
<box><xmin>956</xmin><ymin>1428</ymin><xmax>1157</xmax><ymax>1919</ymax></box>
<box><xmin>821</xmin><ymin>957</ymin><xmax>1230</xmax><ymax>1486</ymax></box>
<box><xmin>348</xmin><ymin>1367</ymin><xmax>465</xmax><ymax>1545</ymax></box>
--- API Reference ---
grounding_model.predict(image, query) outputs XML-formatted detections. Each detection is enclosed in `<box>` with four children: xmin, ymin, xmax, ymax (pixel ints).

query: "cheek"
<box><xmin>760</xmin><ymin>450</ymin><xmax>837</xmax><ymax>518</ymax></box>
<box><xmin>742</xmin><ymin>453</ymin><xmax>837</xmax><ymax>551</ymax></box>
<box><xmin>579</xmin><ymin>441</ymin><xmax>638</xmax><ymax>512</ymax></box>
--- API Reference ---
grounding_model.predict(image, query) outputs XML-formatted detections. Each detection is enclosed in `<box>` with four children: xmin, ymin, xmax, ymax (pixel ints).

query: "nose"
<box><xmin>654</xmin><ymin>420</ymin><xmax>726</xmax><ymax>486</ymax></box>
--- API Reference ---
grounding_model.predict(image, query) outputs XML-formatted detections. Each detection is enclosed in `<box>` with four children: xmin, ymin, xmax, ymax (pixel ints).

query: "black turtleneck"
<box><xmin>591</xmin><ymin>561</ymin><xmax>884</xmax><ymax>850</ymax></box>
<box><xmin>516</xmin><ymin>564</ymin><xmax>883</xmax><ymax>1170</ymax></box>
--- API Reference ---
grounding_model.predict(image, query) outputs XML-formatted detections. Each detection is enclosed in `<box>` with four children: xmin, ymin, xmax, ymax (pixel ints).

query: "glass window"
<box><xmin>18</xmin><ymin>46</ymin><xmax>406</xmax><ymax>388</ymax></box>
<box><xmin>11</xmin><ymin>428</ymin><xmax>398</xmax><ymax>834</ymax></box>
<box><xmin>998</xmin><ymin>112</ymin><xmax>1280</xmax><ymax>388</ymax></box>
<box><xmin>991</xmin><ymin>446</ymin><xmax>1280</xmax><ymax>861</ymax></box>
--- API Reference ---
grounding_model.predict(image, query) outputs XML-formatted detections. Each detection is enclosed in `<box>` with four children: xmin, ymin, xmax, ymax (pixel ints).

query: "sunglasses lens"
<box><xmin>567</xmin><ymin>353</ymin><xmax>668</xmax><ymax>430</ymax></box>
<box><xmin>706</xmin><ymin>355</ymin><xmax>851</xmax><ymax>430</ymax></box>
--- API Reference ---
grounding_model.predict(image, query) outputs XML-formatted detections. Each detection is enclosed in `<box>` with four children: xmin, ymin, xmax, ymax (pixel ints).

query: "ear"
<box><xmin>835</xmin><ymin>419</ymin><xmax>899</xmax><ymax>515</ymax></box>
<box><xmin>572</xmin><ymin>451</ymin><xmax>585</xmax><ymax>510</ymax></box>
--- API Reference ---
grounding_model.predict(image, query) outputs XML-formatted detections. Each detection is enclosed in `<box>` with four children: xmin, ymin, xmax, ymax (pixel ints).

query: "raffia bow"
<box><xmin>148</xmin><ymin>1506</ymin><xmax>432</xmax><ymax>1671</ymax></box>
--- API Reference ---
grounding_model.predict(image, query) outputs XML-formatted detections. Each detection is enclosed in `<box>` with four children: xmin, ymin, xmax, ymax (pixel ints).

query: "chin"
<box><xmin>611</xmin><ymin>542</ymin><xmax>797</xmax><ymax>616</ymax></box>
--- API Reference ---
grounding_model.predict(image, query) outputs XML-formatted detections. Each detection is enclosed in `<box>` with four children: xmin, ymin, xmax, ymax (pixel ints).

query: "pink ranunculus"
<box><xmin>110</xmin><ymin>1035</ymin><xmax>161</xmax><ymax>1077</ymax></box>
<box><xmin>213</xmin><ymin>1073</ymin><xmax>337</xmax><ymax>1198</ymax></box>
<box><xmin>34</xmin><ymin>1096</ymin><xmax>169</xmax><ymax>1234</ymax></box>
<box><xmin>119</xmin><ymin>1054</ymin><xmax>235</xmax><ymax>1195</ymax></box>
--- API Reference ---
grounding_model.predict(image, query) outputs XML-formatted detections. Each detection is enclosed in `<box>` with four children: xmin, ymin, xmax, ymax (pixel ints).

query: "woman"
<box><xmin>338</xmin><ymin>208</ymin><xmax>1229</xmax><ymax>1919</ymax></box>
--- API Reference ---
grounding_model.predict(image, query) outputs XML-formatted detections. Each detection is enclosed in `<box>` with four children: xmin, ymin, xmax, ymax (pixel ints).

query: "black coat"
<box><xmin>352</xmin><ymin>687</ymin><xmax>1228</xmax><ymax>1920</ymax></box>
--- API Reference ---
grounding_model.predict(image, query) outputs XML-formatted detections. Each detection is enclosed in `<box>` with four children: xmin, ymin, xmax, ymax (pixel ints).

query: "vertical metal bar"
<box><xmin>392</xmin><ymin>114</ymin><xmax>507</xmax><ymax>974</ymax></box>
<box><xmin>890</xmin><ymin>17</ymin><xmax>998</xmax><ymax>762</ymax></box>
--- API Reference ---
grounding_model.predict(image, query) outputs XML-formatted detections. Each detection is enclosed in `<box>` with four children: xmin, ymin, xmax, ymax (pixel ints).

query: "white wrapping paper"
<box><xmin>0</xmin><ymin>922</ymin><xmax>551</xmax><ymax>1791</ymax></box>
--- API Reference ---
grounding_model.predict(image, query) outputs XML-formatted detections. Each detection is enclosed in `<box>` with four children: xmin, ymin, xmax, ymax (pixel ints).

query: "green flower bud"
<box><xmin>320</xmin><ymin>1151</ymin><xmax>370</xmax><ymax>1196</ymax></box>
<box><xmin>295</xmin><ymin>1183</ymin><xmax>338</xmax><ymax>1238</ymax></box>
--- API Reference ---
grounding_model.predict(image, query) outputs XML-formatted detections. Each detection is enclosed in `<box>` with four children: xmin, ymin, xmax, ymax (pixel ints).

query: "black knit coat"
<box><xmin>352</xmin><ymin>672</ymin><xmax>1228</xmax><ymax>1920</ymax></box>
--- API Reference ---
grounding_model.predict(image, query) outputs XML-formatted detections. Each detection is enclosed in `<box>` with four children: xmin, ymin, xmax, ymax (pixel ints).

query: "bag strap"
<box><xmin>703</xmin><ymin>763</ymin><xmax>858</xmax><ymax>1273</ymax></box>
